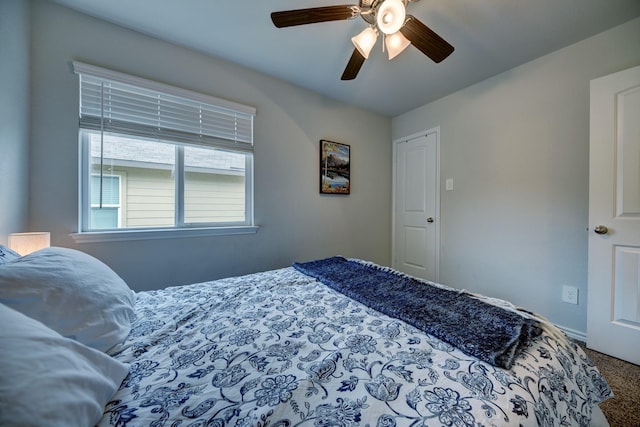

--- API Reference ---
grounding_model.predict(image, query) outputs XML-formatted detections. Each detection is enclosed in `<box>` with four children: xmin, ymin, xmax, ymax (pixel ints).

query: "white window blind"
<box><xmin>72</xmin><ymin>61</ymin><xmax>255</xmax><ymax>152</ymax></box>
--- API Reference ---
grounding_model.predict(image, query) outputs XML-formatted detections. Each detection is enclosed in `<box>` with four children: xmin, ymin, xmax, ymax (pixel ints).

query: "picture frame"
<box><xmin>320</xmin><ymin>139</ymin><xmax>350</xmax><ymax>194</ymax></box>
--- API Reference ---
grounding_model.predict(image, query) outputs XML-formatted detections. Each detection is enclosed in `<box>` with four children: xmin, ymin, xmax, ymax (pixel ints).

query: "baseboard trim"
<box><xmin>555</xmin><ymin>324</ymin><xmax>587</xmax><ymax>342</ymax></box>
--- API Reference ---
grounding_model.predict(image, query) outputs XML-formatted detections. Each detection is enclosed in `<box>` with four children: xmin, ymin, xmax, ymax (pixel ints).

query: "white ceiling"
<box><xmin>48</xmin><ymin>0</ymin><xmax>640</xmax><ymax>117</ymax></box>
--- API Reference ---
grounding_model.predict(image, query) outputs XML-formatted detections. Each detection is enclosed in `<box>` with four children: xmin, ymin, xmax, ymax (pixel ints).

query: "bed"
<box><xmin>0</xmin><ymin>247</ymin><xmax>612</xmax><ymax>426</ymax></box>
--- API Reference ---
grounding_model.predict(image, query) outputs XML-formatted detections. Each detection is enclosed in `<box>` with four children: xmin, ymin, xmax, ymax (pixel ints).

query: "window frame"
<box><xmin>72</xmin><ymin>63</ymin><xmax>257</xmax><ymax>243</ymax></box>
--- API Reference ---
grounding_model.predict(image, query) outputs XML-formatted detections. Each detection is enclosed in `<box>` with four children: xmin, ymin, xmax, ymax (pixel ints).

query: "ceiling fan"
<box><xmin>271</xmin><ymin>0</ymin><xmax>454</xmax><ymax>80</ymax></box>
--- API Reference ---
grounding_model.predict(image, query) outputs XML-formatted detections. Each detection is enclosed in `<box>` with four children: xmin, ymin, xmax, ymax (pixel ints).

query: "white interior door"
<box><xmin>393</xmin><ymin>130</ymin><xmax>439</xmax><ymax>282</ymax></box>
<box><xmin>587</xmin><ymin>65</ymin><xmax>640</xmax><ymax>365</ymax></box>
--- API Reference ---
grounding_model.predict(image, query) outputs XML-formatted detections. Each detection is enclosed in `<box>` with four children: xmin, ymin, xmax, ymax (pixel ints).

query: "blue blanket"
<box><xmin>293</xmin><ymin>256</ymin><xmax>541</xmax><ymax>369</ymax></box>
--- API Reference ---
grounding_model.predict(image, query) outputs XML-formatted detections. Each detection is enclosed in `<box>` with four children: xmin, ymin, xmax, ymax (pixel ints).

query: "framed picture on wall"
<box><xmin>320</xmin><ymin>139</ymin><xmax>350</xmax><ymax>194</ymax></box>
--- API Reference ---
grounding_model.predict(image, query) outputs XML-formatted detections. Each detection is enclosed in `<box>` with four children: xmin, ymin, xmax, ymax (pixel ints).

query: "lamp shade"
<box><xmin>376</xmin><ymin>0</ymin><xmax>406</xmax><ymax>35</ymax></box>
<box><xmin>351</xmin><ymin>27</ymin><xmax>378</xmax><ymax>59</ymax></box>
<box><xmin>8</xmin><ymin>232</ymin><xmax>51</xmax><ymax>255</ymax></box>
<box><xmin>385</xmin><ymin>31</ymin><xmax>410</xmax><ymax>59</ymax></box>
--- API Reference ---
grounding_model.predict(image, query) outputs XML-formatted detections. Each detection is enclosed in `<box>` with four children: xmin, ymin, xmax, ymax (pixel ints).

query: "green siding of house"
<box><xmin>185</xmin><ymin>172</ymin><xmax>245</xmax><ymax>223</ymax></box>
<box><xmin>91</xmin><ymin>165</ymin><xmax>244</xmax><ymax>227</ymax></box>
<box><xmin>125</xmin><ymin>168</ymin><xmax>175</xmax><ymax>227</ymax></box>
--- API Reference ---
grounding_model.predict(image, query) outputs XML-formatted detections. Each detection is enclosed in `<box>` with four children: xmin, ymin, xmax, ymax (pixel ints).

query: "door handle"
<box><xmin>594</xmin><ymin>225</ymin><xmax>608</xmax><ymax>235</ymax></box>
<box><xmin>426</xmin><ymin>217</ymin><xmax>434</xmax><ymax>223</ymax></box>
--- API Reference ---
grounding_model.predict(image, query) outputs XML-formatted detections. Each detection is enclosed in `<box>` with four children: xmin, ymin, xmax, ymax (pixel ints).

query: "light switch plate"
<box><xmin>445</xmin><ymin>178</ymin><xmax>454</xmax><ymax>191</ymax></box>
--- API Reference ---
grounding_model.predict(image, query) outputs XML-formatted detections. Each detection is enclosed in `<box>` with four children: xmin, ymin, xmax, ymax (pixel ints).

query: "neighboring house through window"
<box><xmin>73</xmin><ymin>62</ymin><xmax>256</xmax><ymax>239</ymax></box>
<box><xmin>90</xmin><ymin>174</ymin><xmax>121</xmax><ymax>229</ymax></box>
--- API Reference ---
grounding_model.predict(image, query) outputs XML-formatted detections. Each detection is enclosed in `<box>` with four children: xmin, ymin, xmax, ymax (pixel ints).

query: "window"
<box><xmin>73</xmin><ymin>62</ymin><xmax>256</xmax><ymax>238</ymax></box>
<box><xmin>90</xmin><ymin>174</ymin><xmax>121</xmax><ymax>229</ymax></box>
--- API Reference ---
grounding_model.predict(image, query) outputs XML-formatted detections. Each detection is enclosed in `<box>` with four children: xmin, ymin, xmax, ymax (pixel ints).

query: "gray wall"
<box><xmin>28</xmin><ymin>0</ymin><xmax>392</xmax><ymax>290</ymax></box>
<box><xmin>393</xmin><ymin>17</ymin><xmax>640</xmax><ymax>336</ymax></box>
<box><xmin>0</xmin><ymin>0</ymin><xmax>30</xmax><ymax>243</ymax></box>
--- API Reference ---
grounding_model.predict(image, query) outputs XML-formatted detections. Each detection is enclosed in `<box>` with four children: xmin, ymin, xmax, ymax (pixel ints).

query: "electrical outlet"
<box><xmin>562</xmin><ymin>285</ymin><xmax>579</xmax><ymax>304</ymax></box>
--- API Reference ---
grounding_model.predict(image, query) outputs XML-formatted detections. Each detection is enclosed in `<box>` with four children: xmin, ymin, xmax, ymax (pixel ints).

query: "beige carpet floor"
<box><xmin>582</xmin><ymin>346</ymin><xmax>640</xmax><ymax>427</ymax></box>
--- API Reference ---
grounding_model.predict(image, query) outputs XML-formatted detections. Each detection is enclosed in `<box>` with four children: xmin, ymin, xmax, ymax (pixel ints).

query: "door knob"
<box><xmin>594</xmin><ymin>225</ymin><xmax>608</xmax><ymax>235</ymax></box>
<box><xmin>426</xmin><ymin>217</ymin><xmax>434</xmax><ymax>223</ymax></box>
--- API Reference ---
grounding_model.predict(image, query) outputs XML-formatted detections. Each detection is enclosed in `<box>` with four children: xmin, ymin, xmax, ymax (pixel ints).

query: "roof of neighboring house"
<box><xmin>89</xmin><ymin>134</ymin><xmax>245</xmax><ymax>173</ymax></box>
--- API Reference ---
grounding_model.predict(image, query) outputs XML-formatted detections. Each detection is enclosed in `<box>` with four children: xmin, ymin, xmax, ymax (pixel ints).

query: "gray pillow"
<box><xmin>0</xmin><ymin>244</ymin><xmax>21</xmax><ymax>265</ymax></box>
<box><xmin>0</xmin><ymin>247</ymin><xmax>135</xmax><ymax>352</ymax></box>
<box><xmin>0</xmin><ymin>303</ymin><xmax>129</xmax><ymax>427</ymax></box>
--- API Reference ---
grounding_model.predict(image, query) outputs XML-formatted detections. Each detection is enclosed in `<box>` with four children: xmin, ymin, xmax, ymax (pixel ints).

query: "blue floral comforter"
<box><xmin>99</xmin><ymin>262</ymin><xmax>612</xmax><ymax>427</ymax></box>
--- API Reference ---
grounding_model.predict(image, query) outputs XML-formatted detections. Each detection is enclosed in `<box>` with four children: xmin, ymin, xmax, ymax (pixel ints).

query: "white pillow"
<box><xmin>0</xmin><ymin>303</ymin><xmax>129</xmax><ymax>427</ymax></box>
<box><xmin>0</xmin><ymin>247</ymin><xmax>135</xmax><ymax>352</ymax></box>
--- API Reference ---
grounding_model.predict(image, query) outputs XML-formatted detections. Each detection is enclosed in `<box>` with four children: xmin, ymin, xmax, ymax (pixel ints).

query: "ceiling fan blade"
<box><xmin>271</xmin><ymin>5</ymin><xmax>358</xmax><ymax>28</ymax></box>
<box><xmin>341</xmin><ymin>48</ymin><xmax>366</xmax><ymax>80</ymax></box>
<box><xmin>399</xmin><ymin>16</ymin><xmax>454</xmax><ymax>63</ymax></box>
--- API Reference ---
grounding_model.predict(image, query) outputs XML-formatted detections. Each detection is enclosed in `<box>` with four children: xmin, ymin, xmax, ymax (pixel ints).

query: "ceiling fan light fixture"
<box><xmin>376</xmin><ymin>0</ymin><xmax>406</xmax><ymax>35</ymax></box>
<box><xmin>351</xmin><ymin>27</ymin><xmax>378</xmax><ymax>59</ymax></box>
<box><xmin>270</xmin><ymin>1</ymin><xmax>454</xmax><ymax>80</ymax></box>
<box><xmin>385</xmin><ymin>31</ymin><xmax>410</xmax><ymax>59</ymax></box>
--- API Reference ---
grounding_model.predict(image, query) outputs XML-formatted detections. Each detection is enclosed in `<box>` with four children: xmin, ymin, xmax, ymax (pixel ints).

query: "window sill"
<box><xmin>70</xmin><ymin>226</ymin><xmax>258</xmax><ymax>243</ymax></box>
